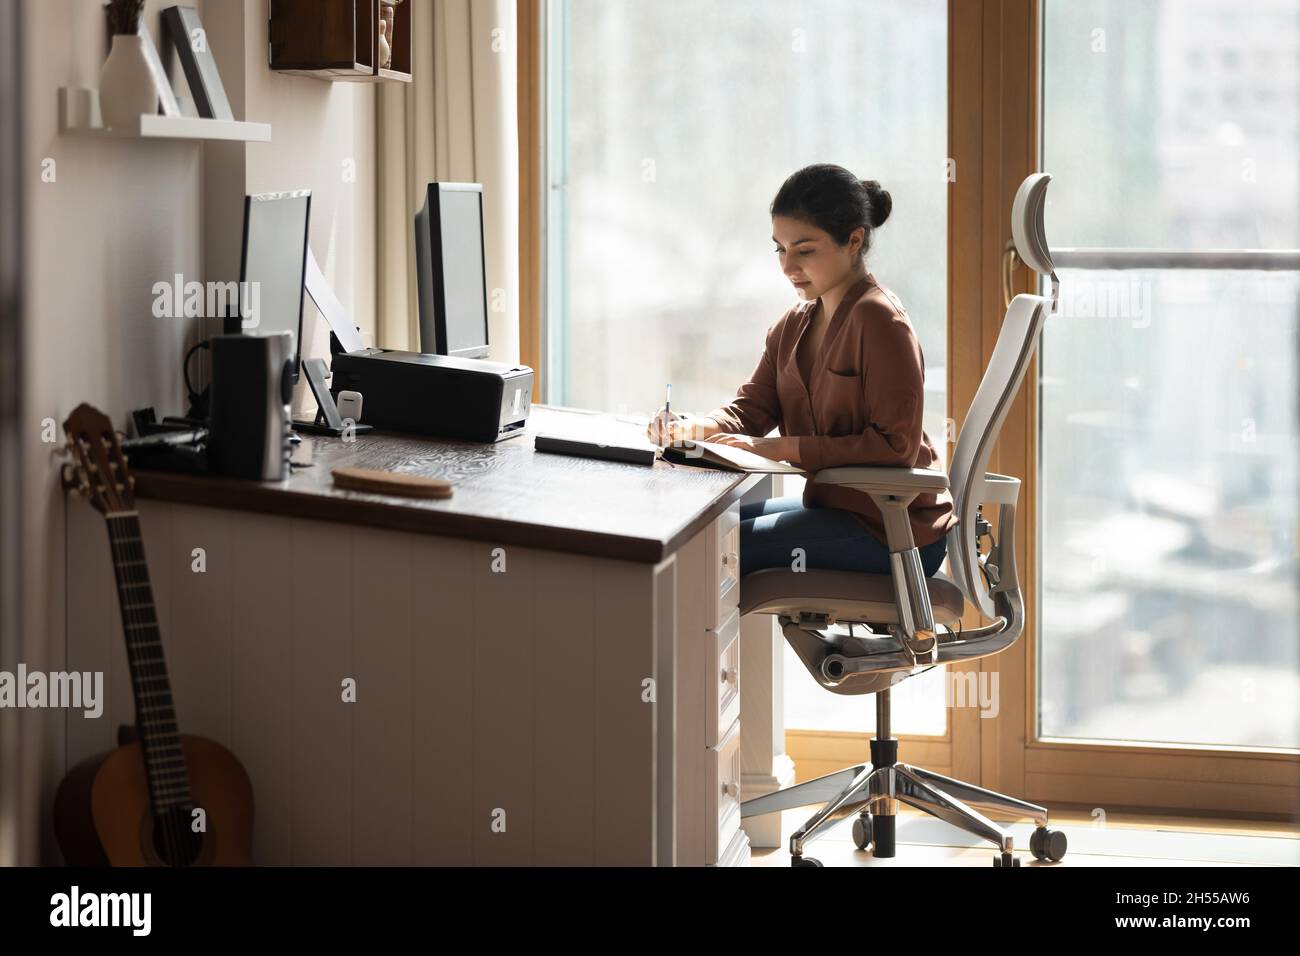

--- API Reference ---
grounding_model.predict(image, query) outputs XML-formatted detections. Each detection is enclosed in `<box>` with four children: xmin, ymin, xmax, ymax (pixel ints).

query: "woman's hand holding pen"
<box><xmin>647</xmin><ymin>411</ymin><xmax>799</xmax><ymax>463</ymax></box>
<box><xmin>647</xmin><ymin>410</ymin><xmax>720</xmax><ymax>446</ymax></box>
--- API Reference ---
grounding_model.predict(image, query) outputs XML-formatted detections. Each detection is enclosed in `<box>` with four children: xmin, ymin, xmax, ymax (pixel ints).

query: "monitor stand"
<box><xmin>292</xmin><ymin>357</ymin><xmax>374</xmax><ymax>437</ymax></box>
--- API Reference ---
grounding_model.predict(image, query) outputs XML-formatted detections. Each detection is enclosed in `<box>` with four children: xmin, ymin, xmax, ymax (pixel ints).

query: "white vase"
<box><xmin>98</xmin><ymin>34</ymin><xmax>158</xmax><ymax>132</ymax></box>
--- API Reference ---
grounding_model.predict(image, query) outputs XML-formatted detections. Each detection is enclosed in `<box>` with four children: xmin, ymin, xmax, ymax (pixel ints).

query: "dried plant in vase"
<box><xmin>104</xmin><ymin>0</ymin><xmax>144</xmax><ymax>35</ymax></box>
<box><xmin>99</xmin><ymin>0</ymin><xmax>157</xmax><ymax>130</ymax></box>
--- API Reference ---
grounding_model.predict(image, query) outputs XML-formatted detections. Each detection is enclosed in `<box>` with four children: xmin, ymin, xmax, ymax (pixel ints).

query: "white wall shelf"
<box><xmin>58</xmin><ymin>87</ymin><xmax>271</xmax><ymax>142</ymax></box>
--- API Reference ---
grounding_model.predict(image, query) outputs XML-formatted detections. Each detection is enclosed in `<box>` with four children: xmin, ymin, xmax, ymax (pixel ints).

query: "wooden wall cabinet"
<box><xmin>269</xmin><ymin>0</ymin><xmax>411</xmax><ymax>83</ymax></box>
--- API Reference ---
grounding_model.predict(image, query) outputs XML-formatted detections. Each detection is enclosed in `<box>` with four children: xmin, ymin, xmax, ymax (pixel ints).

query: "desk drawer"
<box><xmin>707</xmin><ymin>717</ymin><xmax>743</xmax><ymax>865</ymax></box>
<box><xmin>705</xmin><ymin>607</ymin><xmax>740</xmax><ymax>748</ymax></box>
<box><xmin>707</xmin><ymin>502</ymin><xmax>741</xmax><ymax>631</ymax></box>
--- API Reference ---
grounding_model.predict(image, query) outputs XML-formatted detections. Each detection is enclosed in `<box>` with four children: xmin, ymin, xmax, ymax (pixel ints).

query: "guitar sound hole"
<box><xmin>151</xmin><ymin>807</ymin><xmax>204</xmax><ymax>866</ymax></box>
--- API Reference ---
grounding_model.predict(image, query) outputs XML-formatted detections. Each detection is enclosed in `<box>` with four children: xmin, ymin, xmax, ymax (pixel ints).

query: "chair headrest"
<box><xmin>1011</xmin><ymin>173</ymin><xmax>1053</xmax><ymax>276</ymax></box>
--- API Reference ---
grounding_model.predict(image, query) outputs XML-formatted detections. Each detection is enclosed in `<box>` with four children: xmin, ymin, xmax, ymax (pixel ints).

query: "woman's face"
<box><xmin>771</xmin><ymin>215</ymin><xmax>864</xmax><ymax>301</ymax></box>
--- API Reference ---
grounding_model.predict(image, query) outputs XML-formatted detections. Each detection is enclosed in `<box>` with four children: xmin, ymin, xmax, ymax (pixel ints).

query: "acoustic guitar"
<box><xmin>53</xmin><ymin>403</ymin><xmax>254</xmax><ymax>866</ymax></box>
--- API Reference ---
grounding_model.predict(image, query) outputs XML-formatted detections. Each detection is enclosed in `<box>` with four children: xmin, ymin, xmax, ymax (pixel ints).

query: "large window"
<box><xmin>546</xmin><ymin>0</ymin><xmax>949</xmax><ymax>732</ymax></box>
<box><xmin>1039</xmin><ymin>0</ymin><xmax>1299</xmax><ymax>749</ymax></box>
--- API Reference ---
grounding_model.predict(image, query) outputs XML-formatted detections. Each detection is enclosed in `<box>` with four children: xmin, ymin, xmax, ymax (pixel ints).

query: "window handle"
<box><xmin>1002</xmin><ymin>239</ymin><xmax>1022</xmax><ymax>309</ymax></box>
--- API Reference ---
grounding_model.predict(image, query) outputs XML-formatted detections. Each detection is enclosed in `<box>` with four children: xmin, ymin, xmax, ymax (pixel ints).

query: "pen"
<box><xmin>656</xmin><ymin>384</ymin><xmax>671</xmax><ymax>448</ymax></box>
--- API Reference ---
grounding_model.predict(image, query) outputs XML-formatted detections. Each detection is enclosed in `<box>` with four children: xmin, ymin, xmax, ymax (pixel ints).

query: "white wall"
<box><xmin>205</xmin><ymin>0</ymin><xmax>377</xmax><ymax>414</ymax></box>
<box><xmin>18</xmin><ymin>0</ymin><xmax>375</xmax><ymax>863</ymax></box>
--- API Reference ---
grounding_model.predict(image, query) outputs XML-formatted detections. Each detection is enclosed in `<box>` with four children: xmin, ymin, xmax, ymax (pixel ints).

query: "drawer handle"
<box><xmin>720</xmin><ymin>666</ymin><xmax>738</xmax><ymax>686</ymax></box>
<box><xmin>721</xmin><ymin>551</ymin><xmax>739</xmax><ymax>568</ymax></box>
<box><xmin>721</xmin><ymin>781</ymin><xmax>740</xmax><ymax>799</ymax></box>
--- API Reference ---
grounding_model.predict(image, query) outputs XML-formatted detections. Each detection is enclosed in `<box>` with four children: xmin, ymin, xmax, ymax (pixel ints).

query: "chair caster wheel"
<box><xmin>792</xmin><ymin>856</ymin><xmax>823</xmax><ymax>867</ymax></box>
<box><xmin>1030</xmin><ymin>826</ymin><xmax>1068</xmax><ymax>862</ymax></box>
<box><xmin>993</xmin><ymin>851</ymin><xmax>1020</xmax><ymax>866</ymax></box>
<box><xmin>852</xmin><ymin>814</ymin><xmax>873</xmax><ymax>852</ymax></box>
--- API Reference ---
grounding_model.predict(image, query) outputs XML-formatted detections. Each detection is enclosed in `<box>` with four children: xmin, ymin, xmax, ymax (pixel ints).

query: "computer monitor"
<box><xmin>414</xmin><ymin>182</ymin><xmax>489</xmax><ymax>359</ymax></box>
<box><xmin>236</xmin><ymin>189</ymin><xmax>311</xmax><ymax>383</ymax></box>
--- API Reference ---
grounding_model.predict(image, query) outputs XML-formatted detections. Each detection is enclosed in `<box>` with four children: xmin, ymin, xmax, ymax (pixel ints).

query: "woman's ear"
<box><xmin>849</xmin><ymin>225</ymin><xmax>866</xmax><ymax>257</ymax></box>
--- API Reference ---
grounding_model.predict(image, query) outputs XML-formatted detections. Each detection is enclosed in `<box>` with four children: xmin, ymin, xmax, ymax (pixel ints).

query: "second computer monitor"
<box><xmin>414</xmin><ymin>182</ymin><xmax>489</xmax><ymax>359</ymax></box>
<box><xmin>237</xmin><ymin>189</ymin><xmax>311</xmax><ymax>383</ymax></box>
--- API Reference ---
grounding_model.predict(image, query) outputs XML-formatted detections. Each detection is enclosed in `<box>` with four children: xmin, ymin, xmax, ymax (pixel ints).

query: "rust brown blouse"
<box><xmin>705</xmin><ymin>273</ymin><xmax>958</xmax><ymax>549</ymax></box>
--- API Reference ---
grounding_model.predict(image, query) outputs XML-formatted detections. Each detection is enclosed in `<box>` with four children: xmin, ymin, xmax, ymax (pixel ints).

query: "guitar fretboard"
<box><xmin>105</xmin><ymin>513</ymin><xmax>193</xmax><ymax>813</ymax></box>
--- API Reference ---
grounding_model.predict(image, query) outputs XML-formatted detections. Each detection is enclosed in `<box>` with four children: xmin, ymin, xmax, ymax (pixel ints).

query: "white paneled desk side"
<box><xmin>60</xmin><ymin>422</ymin><xmax>769</xmax><ymax>867</ymax></box>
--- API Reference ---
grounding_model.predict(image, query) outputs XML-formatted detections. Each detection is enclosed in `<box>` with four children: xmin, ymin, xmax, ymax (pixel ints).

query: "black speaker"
<box><xmin>208</xmin><ymin>333</ymin><xmax>294</xmax><ymax>480</ymax></box>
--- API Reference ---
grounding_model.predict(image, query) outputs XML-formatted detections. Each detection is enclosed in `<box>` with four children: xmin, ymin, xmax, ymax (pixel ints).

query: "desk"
<box><xmin>63</xmin><ymin>405</ymin><xmax>789</xmax><ymax>865</ymax></box>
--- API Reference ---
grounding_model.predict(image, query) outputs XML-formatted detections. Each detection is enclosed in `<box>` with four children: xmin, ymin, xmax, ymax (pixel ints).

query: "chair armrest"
<box><xmin>982</xmin><ymin>471</ymin><xmax>1019</xmax><ymax>505</ymax></box>
<box><xmin>814</xmin><ymin>466</ymin><xmax>947</xmax><ymax>652</ymax></box>
<box><xmin>813</xmin><ymin>466</ymin><xmax>948</xmax><ymax>554</ymax></box>
<box><xmin>814</xmin><ymin>466</ymin><xmax>950</xmax><ymax>495</ymax></box>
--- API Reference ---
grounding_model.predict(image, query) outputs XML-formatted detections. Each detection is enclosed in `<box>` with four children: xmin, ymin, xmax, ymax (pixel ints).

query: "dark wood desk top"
<box><xmin>132</xmin><ymin>406</ymin><xmax>768</xmax><ymax>562</ymax></box>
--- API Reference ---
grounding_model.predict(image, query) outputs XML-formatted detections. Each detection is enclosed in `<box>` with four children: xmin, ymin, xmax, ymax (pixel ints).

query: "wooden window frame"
<box><xmin>517</xmin><ymin>0</ymin><xmax>545</xmax><ymax>398</ymax></box>
<box><xmin>951</xmin><ymin>0</ymin><xmax>1296</xmax><ymax>820</ymax></box>
<box><xmin>518</xmin><ymin>0</ymin><xmax>1299</xmax><ymax>819</ymax></box>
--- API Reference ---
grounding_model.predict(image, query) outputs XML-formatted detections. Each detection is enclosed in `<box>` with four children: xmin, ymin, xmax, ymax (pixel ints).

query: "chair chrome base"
<box><xmin>739</xmin><ymin>690</ymin><xmax>1067</xmax><ymax>866</ymax></box>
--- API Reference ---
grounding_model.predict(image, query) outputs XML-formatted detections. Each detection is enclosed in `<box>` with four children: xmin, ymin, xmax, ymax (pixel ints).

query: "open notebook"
<box><xmin>661</xmin><ymin>439</ymin><xmax>805</xmax><ymax>474</ymax></box>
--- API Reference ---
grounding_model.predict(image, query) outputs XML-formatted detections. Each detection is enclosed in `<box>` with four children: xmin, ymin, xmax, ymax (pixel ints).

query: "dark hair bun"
<box><xmin>769</xmin><ymin>165</ymin><xmax>891</xmax><ymax>259</ymax></box>
<box><xmin>861</xmin><ymin>180</ymin><xmax>892</xmax><ymax>228</ymax></box>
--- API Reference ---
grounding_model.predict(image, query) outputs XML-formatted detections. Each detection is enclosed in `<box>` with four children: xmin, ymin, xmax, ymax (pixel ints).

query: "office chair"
<box><xmin>739</xmin><ymin>173</ymin><xmax>1067</xmax><ymax>867</ymax></box>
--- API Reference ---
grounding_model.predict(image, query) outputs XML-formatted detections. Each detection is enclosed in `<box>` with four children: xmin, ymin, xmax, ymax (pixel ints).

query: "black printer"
<box><xmin>329</xmin><ymin>349</ymin><xmax>533</xmax><ymax>443</ymax></box>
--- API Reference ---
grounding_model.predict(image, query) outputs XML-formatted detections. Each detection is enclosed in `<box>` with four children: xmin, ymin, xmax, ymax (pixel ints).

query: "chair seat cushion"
<box><xmin>739</xmin><ymin>567</ymin><xmax>965</xmax><ymax>626</ymax></box>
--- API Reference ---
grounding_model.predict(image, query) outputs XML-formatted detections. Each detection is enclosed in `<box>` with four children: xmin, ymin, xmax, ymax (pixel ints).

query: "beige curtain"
<box><xmin>377</xmin><ymin>0</ymin><xmax>520</xmax><ymax>359</ymax></box>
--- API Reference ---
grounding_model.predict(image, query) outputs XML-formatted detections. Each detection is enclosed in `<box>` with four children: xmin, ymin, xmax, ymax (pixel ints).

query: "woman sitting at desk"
<box><xmin>647</xmin><ymin>164</ymin><xmax>956</xmax><ymax>578</ymax></box>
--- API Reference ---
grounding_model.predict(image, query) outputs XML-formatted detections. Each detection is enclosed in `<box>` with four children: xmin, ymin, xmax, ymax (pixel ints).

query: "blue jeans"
<box><xmin>739</xmin><ymin>496</ymin><xmax>948</xmax><ymax>578</ymax></box>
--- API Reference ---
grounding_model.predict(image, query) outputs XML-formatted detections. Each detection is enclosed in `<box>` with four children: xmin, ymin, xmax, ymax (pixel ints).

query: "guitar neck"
<box><xmin>105</xmin><ymin>512</ymin><xmax>192</xmax><ymax>812</ymax></box>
